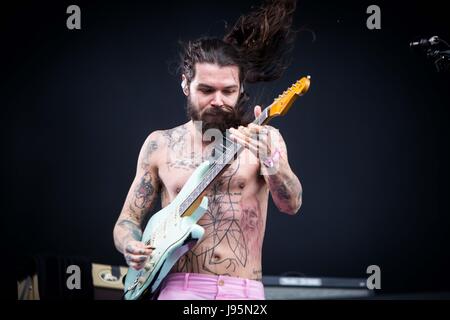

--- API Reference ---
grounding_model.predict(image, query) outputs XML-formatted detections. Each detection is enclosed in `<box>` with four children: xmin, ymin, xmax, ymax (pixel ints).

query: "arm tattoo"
<box><xmin>270</xmin><ymin>175</ymin><xmax>293</xmax><ymax>200</ymax></box>
<box><xmin>116</xmin><ymin>219</ymin><xmax>142</xmax><ymax>242</ymax></box>
<box><xmin>268</xmin><ymin>174</ymin><xmax>300</xmax><ymax>212</ymax></box>
<box><xmin>140</xmin><ymin>139</ymin><xmax>158</xmax><ymax>171</ymax></box>
<box><xmin>114</xmin><ymin>135</ymin><xmax>161</xmax><ymax>254</ymax></box>
<box><xmin>134</xmin><ymin>171</ymin><xmax>155</xmax><ymax>209</ymax></box>
<box><xmin>142</xmin><ymin>140</ymin><xmax>158</xmax><ymax>164</ymax></box>
<box><xmin>276</xmin><ymin>184</ymin><xmax>291</xmax><ymax>201</ymax></box>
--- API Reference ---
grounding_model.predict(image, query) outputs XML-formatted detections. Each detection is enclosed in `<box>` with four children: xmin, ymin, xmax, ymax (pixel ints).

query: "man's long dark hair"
<box><xmin>180</xmin><ymin>0</ymin><xmax>297</xmax><ymax>126</ymax></box>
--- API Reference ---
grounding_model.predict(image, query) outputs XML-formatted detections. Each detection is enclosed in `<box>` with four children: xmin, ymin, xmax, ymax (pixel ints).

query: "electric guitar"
<box><xmin>123</xmin><ymin>75</ymin><xmax>311</xmax><ymax>299</ymax></box>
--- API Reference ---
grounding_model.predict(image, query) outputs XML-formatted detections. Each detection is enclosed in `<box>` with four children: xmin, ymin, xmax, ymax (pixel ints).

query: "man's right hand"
<box><xmin>124</xmin><ymin>240</ymin><xmax>155</xmax><ymax>270</ymax></box>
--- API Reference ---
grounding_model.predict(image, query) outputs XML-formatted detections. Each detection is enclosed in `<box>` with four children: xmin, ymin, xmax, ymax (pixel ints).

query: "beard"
<box><xmin>186</xmin><ymin>97</ymin><xmax>243</xmax><ymax>134</ymax></box>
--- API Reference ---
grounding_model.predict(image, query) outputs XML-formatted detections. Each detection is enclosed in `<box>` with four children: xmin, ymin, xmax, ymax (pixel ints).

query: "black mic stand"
<box><xmin>411</xmin><ymin>36</ymin><xmax>450</xmax><ymax>72</ymax></box>
<box><xmin>427</xmin><ymin>49</ymin><xmax>450</xmax><ymax>72</ymax></box>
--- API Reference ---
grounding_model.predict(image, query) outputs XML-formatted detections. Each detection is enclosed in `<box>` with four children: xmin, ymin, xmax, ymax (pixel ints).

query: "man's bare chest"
<box><xmin>158</xmin><ymin>147</ymin><xmax>263</xmax><ymax>204</ymax></box>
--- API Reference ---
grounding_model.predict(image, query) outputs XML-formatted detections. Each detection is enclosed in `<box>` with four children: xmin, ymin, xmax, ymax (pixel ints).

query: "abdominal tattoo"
<box><xmin>160</xmin><ymin>127</ymin><xmax>263</xmax><ymax>277</ymax></box>
<box><xmin>175</xmin><ymin>158</ymin><xmax>262</xmax><ymax>277</ymax></box>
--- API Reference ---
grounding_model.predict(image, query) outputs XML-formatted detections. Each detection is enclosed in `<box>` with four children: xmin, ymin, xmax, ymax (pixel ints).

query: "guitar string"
<box><xmin>177</xmin><ymin>135</ymin><xmax>240</xmax><ymax>213</ymax></box>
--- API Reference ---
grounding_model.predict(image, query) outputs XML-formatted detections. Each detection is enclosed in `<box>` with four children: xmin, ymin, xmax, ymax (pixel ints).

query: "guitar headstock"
<box><xmin>268</xmin><ymin>76</ymin><xmax>311</xmax><ymax>118</ymax></box>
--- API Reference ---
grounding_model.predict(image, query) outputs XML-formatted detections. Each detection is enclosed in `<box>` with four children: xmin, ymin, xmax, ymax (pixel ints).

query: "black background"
<box><xmin>2</xmin><ymin>0</ymin><xmax>450</xmax><ymax>294</ymax></box>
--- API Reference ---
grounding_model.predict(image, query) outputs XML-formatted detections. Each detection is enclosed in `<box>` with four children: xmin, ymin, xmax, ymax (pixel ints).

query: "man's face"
<box><xmin>184</xmin><ymin>63</ymin><xmax>242</xmax><ymax>133</ymax></box>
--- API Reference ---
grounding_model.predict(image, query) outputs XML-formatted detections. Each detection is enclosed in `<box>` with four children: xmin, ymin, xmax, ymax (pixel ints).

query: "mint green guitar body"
<box><xmin>123</xmin><ymin>160</ymin><xmax>211</xmax><ymax>300</ymax></box>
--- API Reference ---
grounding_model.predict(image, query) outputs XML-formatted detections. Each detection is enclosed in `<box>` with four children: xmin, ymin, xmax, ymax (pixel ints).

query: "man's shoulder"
<box><xmin>144</xmin><ymin>122</ymin><xmax>190</xmax><ymax>146</ymax></box>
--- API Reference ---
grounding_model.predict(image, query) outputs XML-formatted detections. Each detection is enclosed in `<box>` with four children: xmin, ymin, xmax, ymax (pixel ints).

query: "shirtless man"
<box><xmin>113</xmin><ymin>0</ymin><xmax>301</xmax><ymax>299</ymax></box>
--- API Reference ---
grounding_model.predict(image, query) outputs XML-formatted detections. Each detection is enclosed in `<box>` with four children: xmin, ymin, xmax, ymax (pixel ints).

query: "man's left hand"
<box><xmin>229</xmin><ymin>105</ymin><xmax>274</xmax><ymax>162</ymax></box>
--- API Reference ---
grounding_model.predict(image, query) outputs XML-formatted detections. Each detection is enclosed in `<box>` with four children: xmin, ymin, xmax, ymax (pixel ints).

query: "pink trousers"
<box><xmin>157</xmin><ymin>272</ymin><xmax>265</xmax><ymax>300</ymax></box>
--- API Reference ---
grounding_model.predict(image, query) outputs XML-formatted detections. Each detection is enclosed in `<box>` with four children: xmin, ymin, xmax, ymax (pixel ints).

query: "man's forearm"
<box><xmin>263</xmin><ymin>159</ymin><xmax>302</xmax><ymax>214</ymax></box>
<box><xmin>113</xmin><ymin>219</ymin><xmax>143</xmax><ymax>254</ymax></box>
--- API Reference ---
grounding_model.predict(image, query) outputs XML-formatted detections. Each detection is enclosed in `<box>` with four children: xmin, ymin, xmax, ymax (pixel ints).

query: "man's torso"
<box><xmin>154</xmin><ymin>122</ymin><xmax>269</xmax><ymax>281</ymax></box>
